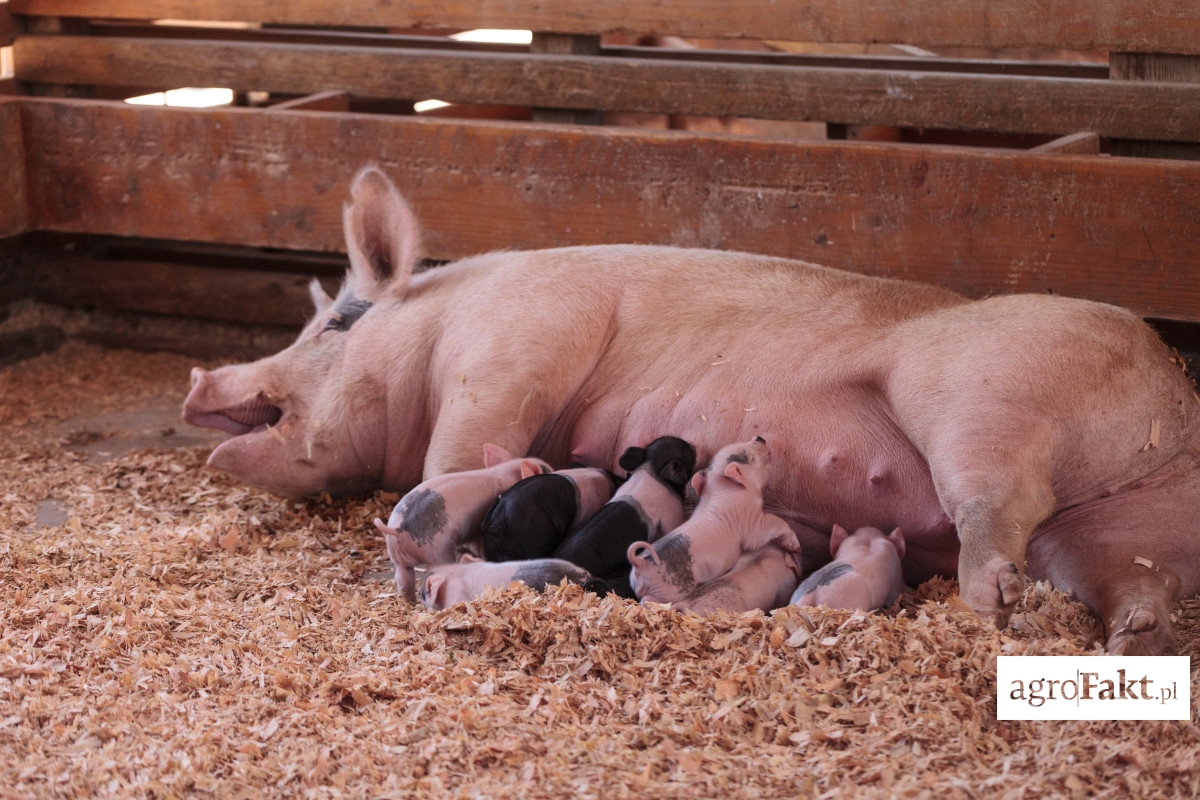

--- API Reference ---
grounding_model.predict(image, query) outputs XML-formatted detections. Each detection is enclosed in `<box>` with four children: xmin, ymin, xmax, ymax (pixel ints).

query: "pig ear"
<box><xmin>422</xmin><ymin>574</ymin><xmax>446</xmax><ymax>608</ymax></box>
<box><xmin>309</xmin><ymin>278</ymin><xmax>335</xmax><ymax>315</ymax></box>
<box><xmin>482</xmin><ymin>443</ymin><xmax>514</xmax><ymax>468</ymax></box>
<box><xmin>343</xmin><ymin>166</ymin><xmax>422</xmax><ymax>303</ymax></box>
<box><xmin>888</xmin><ymin>527</ymin><xmax>906</xmax><ymax>560</ymax></box>
<box><xmin>829</xmin><ymin>524</ymin><xmax>849</xmax><ymax>557</ymax></box>
<box><xmin>689</xmin><ymin>470</ymin><xmax>706</xmax><ymax>497</ymax></box>
<box><xmin>459</xmin><ymin>553</ymin><xmax>483</xmax><ymax>564</ymax></box>
<box><xmin>618</xmin><ymin>446</ymin><xmax>646</xmax><ymax>473</ymax></box>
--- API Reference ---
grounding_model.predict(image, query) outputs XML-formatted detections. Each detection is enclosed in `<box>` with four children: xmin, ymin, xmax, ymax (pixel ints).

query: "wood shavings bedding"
<box><xmin>2</xmin><ymin>342</ymin><xmax>1198</xmax><ymax>799</ymax></box>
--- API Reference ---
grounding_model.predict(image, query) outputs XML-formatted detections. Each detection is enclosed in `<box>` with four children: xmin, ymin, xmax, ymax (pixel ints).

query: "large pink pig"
<box><xmin>373</xmin><ymin>444</ymin><xmax>550</xmax><ymax>599</ymax></box>
<box><xmin>790</xmin><ymin>525</ymin><xmax>907</xmax><ymax>611</ymax></box>
<box><xmin>184</xmin><ymin>165</ymin><xmax>1200</xmax><ymax>654</ymax></box>
<box><xmin>671</xmin><ymin>544</ymin><xmax>802</xmax><ymax>616</ymax></box>
<box><xmin>627</xmin><ymin>438</ymin><xmax>800</xmax><ymax>604</ymax></box>
<box><xmin>420</xmin><ymin>554</ymin><xmax>597</xmax><ymax>610</ymax></box>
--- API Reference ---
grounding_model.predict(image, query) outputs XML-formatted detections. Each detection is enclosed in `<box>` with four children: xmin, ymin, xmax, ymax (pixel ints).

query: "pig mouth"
<box><xmin>185</xmin><ymin>394</ymin><xmax>284</xmax><ymax>437</ymax></box>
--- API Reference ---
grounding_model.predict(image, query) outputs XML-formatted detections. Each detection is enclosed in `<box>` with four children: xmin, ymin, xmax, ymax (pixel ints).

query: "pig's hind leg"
<box><xmin>925</xmin><ymin>437</ymin><xmax>1058</xmax><ymax>630</ymax></box>
<box><xmin>1025</xmin><ymin>468</ymin><xmax>1200</xmax><ymax>655</ymax></box>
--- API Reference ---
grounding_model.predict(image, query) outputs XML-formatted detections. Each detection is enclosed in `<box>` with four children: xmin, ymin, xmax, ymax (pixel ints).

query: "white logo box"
<box><xmin>997</xmin><ymin>656</ymin><xmax>1191</xmax><ymax>720</ymax></box>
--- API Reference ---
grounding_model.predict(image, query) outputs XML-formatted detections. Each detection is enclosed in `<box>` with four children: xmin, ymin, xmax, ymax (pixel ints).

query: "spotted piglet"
<box><xmin>627</xmin><ymin>437</ymin><xmax>800</xmax><ymax>604</ymax></box>
<box><xmin>421</xmin><ymin>554</ymin><xmax>599</xmax><ymax>610</ymax></box>
<box><xmin>480</xmin><ymin>466</ymin><xmax>617</xmax><ymax>562</ymax></box>
<box><xmin>373</xmin><ymin>444</ymin><xmax>551</xmax><ymax>599</ymax></box>
<box><xmin>552</xmin><ymin>436</ymin><xmax>696</xmax><ymax>598</ymax></box>
<box><xmin>790</xmin><ymin>525</ymin><xmax>907</xmax><ymax>611</ymax></box>
<box><xmin>671</xmin><ymin>544</ymin><xmax>802</xmax><ymax>616</ymax></box>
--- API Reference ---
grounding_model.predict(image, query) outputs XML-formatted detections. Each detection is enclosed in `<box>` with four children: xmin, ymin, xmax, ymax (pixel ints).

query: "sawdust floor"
<box><xmin>2</xmin><ymin>338</ymin><xmax>1199</xmax><ymax>799</ymax></box>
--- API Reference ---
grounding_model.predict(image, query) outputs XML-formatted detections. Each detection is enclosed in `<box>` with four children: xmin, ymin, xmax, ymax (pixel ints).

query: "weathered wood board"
<box><xmin>14</xmin><ymin>35</ymin><xmax>1200</xmax><ymax>139</ymax></box>
<box><xmin>14</xmin><ymin>98</ymin><xmax>1200</xmax><ymax>321</ymax></box>
<box><xmin>13</xmin><ymin>0</ymin><xmax>1200</xmax><ymax>54</ymax></box>
<box><xmin>0</xmin><ymin>101</ymin><xmax>28</xmax><ymax>239</ymax></box>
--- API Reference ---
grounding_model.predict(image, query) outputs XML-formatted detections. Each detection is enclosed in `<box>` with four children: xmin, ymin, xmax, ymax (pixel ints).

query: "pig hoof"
<box><xmin>1106</xmin><ymin>607</ymin><xmax>1177</xmax><ymax>656</ymax></box>
<box><xmin>961</xmin><ymin>560</ymin><xmax>1024</xmax><ymax>629</ymax></box>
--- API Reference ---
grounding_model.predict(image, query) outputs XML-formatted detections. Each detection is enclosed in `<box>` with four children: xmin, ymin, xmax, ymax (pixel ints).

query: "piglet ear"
<box><xmin>459</xmin><ymin>553</ymin><xmax>483</xmax><ymax>564</ymax></box>
<box><xmin>829</xmin><ymin>524</ymin><xmax>849</xmax><ymax>557</ymax></box>
<box><xmin>689</xmin><ymin>470</ymin><xmax>706</xmax><ymax>497</ymax></box>
<box><xmin>626</xmin><ymin>541</ymin><xmax>656</xmax><ymax>568</ymax></box>
<box><xmin>660</xmin><ymin>459</ymin><xmax>690</xmax><ymax>491</ymax></box>
<box><xmin>421</xmin><ymin>574</ymin><xmax>446</xmax><ymax>609</ymax></box>
<box><xmin>482</xmin><ymin>443</ymin><xmax>514</xmax><ymax>468</ymax></box>
<box><xmin>724</xmin><ymin>461</ymin><xmax>748</xmax><ymax>488</ymax></box>
<box><xmin>888</xmin><ymin>527</ymin><xmax>906</xmax><ymax>560</ymax></box>
<box><xmin>618</xmin><ymin>446</ymin><xmax>647</xmax><ymax>474</ymax></box>
<box><xmin>519</xmin><ymin>459</ymin><xmax>546</xmax><ymax>480</ymax></box>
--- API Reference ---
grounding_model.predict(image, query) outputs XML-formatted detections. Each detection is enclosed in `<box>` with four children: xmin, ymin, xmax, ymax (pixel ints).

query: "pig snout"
<box><xmin>627</xmin><ymin>541</ymin><xmax>660</xmax><ymax>567</ymax></box>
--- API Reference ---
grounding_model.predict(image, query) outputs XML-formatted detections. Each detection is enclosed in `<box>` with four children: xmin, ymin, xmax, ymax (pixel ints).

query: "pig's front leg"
<box><xmin>421</xmin><ymin>375</ymin><xmax>572</xmax><ymax>478</ymax></box>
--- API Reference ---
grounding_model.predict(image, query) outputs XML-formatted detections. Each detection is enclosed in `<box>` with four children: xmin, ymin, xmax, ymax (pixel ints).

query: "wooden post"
<box><xmin>530</xmin><ymin>33</ymin><xmax>603</xmax><ymax>125</ymax></box>
<box><xmin>1110</xmin><ymin>54</ymin><xmax>1200</xmax><ymax>159</ymax></box>
<box><xmin>21</xmin><ymin>15</ymin><xmax>94</xmax><ymax>97</ymax></box>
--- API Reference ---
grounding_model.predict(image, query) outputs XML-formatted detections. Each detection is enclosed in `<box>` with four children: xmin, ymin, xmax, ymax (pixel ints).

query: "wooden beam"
<box><xmin>1029</xmin><ymin>131</ymin><xmax>1101</xmax><ymax>155</ymax></box>
<box><xmin>0</xmin><ymin>100</ymin><xmax>28</xmax><ymax>238</ymax></box>
<box><xmin>267</xmin><ymin>90</ymin><xmax>350</xmax><ymax>112</ymax></box>
<box><xmin>13</xmin><ymin>36</ymin><xmax>1200</xmax><ymax>140</ymax></box>
<box><xmin>0</xmin><ymin>2</ymin><xmax>14</xmax><ymax>48</ymax></box>
<box><xmin>33</xmin><ymin>255</ymin><xmax>340</xmax><ymax>326</ymax></box>
<box><xmin>87</xmin><ymin>21</ymin><xmax>1112</xmax><ymax>80</ymax></box>
<box><xmin>12</xmin><ymin>0</ymin><xmax>1200</xmax><ymax>55</ymax></box>
<box><xmin>530</xmin><ymin>33</ymin><xmax>602</xmax><ymax>125</ymax></box>
<box><xmin>1111</xmin><ymin>54</ymin><xmax>1200</xmax><ymax>160</ymax></box>
<box><xmin>19</xmin><ymin>98</ymin><xmax>1200</xmax><ymax>321</ymax></box>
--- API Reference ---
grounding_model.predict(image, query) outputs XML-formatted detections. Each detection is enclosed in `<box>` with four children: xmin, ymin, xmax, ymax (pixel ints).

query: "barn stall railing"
<box><xmin>1</xmin><ymin>0</ymin><xmax>1198</xmax><ymax>356</ymax></box>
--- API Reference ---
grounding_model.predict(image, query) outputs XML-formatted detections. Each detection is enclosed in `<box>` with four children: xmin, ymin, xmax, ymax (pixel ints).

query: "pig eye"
<box><xmin>323</xmin><ymin>315</ymin><xmax>348</xmax><ymax>333</ymax></box>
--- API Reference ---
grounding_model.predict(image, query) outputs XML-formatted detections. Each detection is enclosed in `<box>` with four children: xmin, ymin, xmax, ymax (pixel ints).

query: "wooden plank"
<box><xmin>0</xmin><ymin>2</ymin><xmax>14</xmax><ymax>48</ymax></box>
<box><xmin>530</xmin><ymin>33</ymin><xmax>602</xmax><ymax>125</ymax></box>
<box><xmin>1029</xmin><ymin>131</ymin><xmax>1101</xmax><ymax>155</ymax></box>
<box><xmin>19</xmin><ymin>98</ymin><xmax>1200</xmax><ymax>321</ymax></box>
<box><xmin>88</xmin><ymin>21</ymin><xmax>1112</xmax><ymax>80</ymax></box>
<box><xmin>0</xmin><ymin>100</ymin><xmax>28</xmax><ymax>238</ymax></box>
<box><xmin>12</xmin><ymin>0</ymin><xmax>1200</xmax><ymax>54</ymax></box>
<box><xmin>267</xmin><ymin>90</ymin><xmax>350</xmax><ymax>112</ymax></box>
<box><xmin>1111</xmin><ymin>54</ymin><xmax>1200</xmax><ymax>160</ymax></box>
<box><xmin>13</xmin><ymin>36</ymin><xmax>1200</xmax><ymax>140</ymax></box>
<box><xmin>33</xmin><ymin>255</ymin><xmax>339</xmax><ymax>326</ymax></box>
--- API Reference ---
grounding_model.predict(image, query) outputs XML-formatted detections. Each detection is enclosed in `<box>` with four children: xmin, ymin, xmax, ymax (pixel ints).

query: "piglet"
<box><xmin>627</xmin><ymin>437</ymin><xmax>799</xmax><ymax>604</ymax></box>
<box><xmin>481</xmin><ymin>466</ymin><xmax>617</xmax><ymax>562</ymax></box>
<box><xmin>790</xmin><ymin>525</ymin><xmax>907</xmax><ymax>611</ymax></box>
<box><xmin>671</xmin><ymin>544</ymin><xmax>802</xmax><ymax>616</ymax></box>
<box><xmin>553</xmin><ymin>435</ymin><xmax>696</xmax><ymax>598</ymax></box>
<box><xmin>420</xmin><ymin>554</ymin><xmax>599</xmax><ymax>610</ymax></box>
<box><xmin>373</xmin><ymin>444</ymin><xmax>551</xmax><ymax>599</ymax></box>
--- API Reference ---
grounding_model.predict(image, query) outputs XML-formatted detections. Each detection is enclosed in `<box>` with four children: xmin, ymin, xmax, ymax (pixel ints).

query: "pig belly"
<box><xmin>568</xmin><ymin>378</ymin><xmax>955</xmax><ymax>579</ymax></box>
